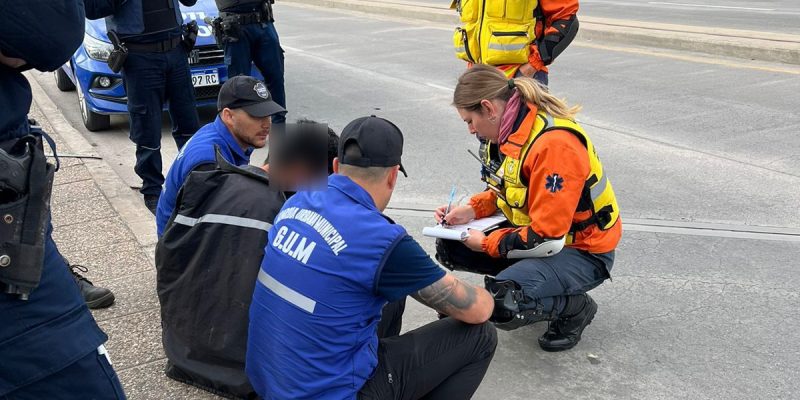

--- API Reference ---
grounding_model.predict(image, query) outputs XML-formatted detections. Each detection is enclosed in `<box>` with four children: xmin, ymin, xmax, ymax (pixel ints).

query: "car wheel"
<box><xmin>76</xmin><ymin>81</ymin><xmax>110</xmax><ymax>131</ymax></box>
<box><xmin>54</xmin><ymin>67</ymin><xmax>76</xmax><ymax>92</ymax></box>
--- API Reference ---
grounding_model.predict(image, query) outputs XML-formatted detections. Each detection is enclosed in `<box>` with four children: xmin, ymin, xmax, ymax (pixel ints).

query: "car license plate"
<box><xmin>192</xmin><ymin>71</ymin><xmax>219</xmax><ymax>87</ymax></box>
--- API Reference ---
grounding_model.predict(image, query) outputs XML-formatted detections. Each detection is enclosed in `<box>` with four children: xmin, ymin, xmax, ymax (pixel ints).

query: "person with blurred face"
<box><xmin>155</xmin><ymin>120</ymin><xmax>336</xmax><ymax>398</ymax></box>
<box><xmin>156</xmin><ymin>76</ymin><xmax>284</xmax><ymax>235</ymax></box>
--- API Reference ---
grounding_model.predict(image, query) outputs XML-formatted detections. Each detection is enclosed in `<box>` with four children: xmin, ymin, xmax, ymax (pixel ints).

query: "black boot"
<box><xmin>539</xmin><ymin>319</ymin><xmax>561</xmax><ymax>343</ymax></box>
<box><xmin>538</xmin><ymin>294</ymin><xmax>597</xmax><ymax>352</ymax></box>
<box><xmin>69</xmin><ymin>263</ymin><xmax>115</xmax><ymax>309</ymax></box>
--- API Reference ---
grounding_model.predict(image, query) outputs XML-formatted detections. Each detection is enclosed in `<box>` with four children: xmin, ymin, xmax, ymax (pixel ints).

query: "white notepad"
<box><xmin>422</xmin><ymin>214</ymin><xmax>507</xmax><ymax>241</ymax></box>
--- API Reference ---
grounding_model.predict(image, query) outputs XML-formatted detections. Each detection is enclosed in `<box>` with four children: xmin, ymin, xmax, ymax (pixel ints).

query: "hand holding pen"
<box><xmin>442</xmin><ymin>186</ymin><xmax>456</xmax><ymax>226</ymax></box>
<box><xmin>434</xmin><ymin>186</ymin><xmax>476</xmax><ymax>226</ymax></box>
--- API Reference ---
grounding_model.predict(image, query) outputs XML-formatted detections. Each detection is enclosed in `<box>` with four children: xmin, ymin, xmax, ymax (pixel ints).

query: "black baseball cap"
<box><xmin>217</xmin><ymin>76</ymin><xmax>286</xmax><ymax>118</ymax></box>
<box><xmin>339</xmin><ymin>116</ymin><xmax>408</xmax><ymax>177</ymax></box>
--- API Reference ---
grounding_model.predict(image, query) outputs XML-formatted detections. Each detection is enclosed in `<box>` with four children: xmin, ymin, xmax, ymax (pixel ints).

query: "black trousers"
<box><xmin>360</xmin><ymin>299</ymin><xmax>498</xmax><ymax>400</ymax></box>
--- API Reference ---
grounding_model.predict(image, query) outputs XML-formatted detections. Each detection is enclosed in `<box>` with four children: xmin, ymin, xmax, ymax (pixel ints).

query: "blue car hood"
<box><xmin>85</xmin><ymin>1</ymin><xmax>220</xmax><ymax>46</ymax></box>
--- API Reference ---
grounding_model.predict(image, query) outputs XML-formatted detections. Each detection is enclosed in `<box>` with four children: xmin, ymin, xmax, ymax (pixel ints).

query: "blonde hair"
<box><xmin>452</xmin><ymin>64</ymin><xmax>581</xmax><ymax>120</ymax></box>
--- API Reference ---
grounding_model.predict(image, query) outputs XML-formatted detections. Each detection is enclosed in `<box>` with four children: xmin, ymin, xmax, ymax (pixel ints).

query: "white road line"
<box><xmin>647</xmin><ymin>2</ymin><xmax>775</xmax><ymax>11</ymax></box>
<box><xmin>372</xmin><ymin>26</ymin><xmax>443</xmax><ymax>34</ymax></box>
<box><xmin>386</xmin><ymin>207</ymin><xmax>800</xmax><ymax>242</ymax></box>
<box><xmin>424</xmin><ymin>82</ymin><xmax>454</xmax><ymax>92</ymax></box>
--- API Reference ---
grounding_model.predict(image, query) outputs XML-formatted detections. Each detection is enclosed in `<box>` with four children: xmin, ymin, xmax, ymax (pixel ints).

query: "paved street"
<box><xmin>579</xmin><ymin>0</ymin><xmax>800</xmax><ymax>34</ymax></box>
<box><xmin>30</xmin><ymin>2</ymin><xmax>800</xmax><ymax>399</ymax></box>
<box><xmin>371</xmin><ymin>0</ymin><xmax>800</xmax><ymax>34</ymax></box>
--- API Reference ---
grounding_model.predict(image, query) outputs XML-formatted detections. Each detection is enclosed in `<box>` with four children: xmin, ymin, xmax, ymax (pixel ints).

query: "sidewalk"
<box><xmin>281</xmin><ymin>0</ymin><xmax>800</xmax><ymax>64</ymax></box>
<box><xmin>28</xmin><ymin>76</ymin><xmax>220</xmax><ymax>399</ymax></box>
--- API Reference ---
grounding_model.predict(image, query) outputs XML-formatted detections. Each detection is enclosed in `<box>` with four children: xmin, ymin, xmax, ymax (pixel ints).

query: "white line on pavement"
<box><xmin>424</xmin><ymin>82</ymin><xmax>454</xmax><ymax>92</ymax></box>
<box><xmin>647</xmin><ymin>2</ymin><xmax>775</xmax><ymax>11</ymax></box>
<box><xmin>387</xmin><ymin>207</ymin><xmax>800</xmax><ymax>242</ymax></box>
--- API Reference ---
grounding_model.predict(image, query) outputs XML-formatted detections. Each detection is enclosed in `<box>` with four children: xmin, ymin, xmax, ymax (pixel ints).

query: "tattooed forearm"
<box><xmin>412</xmin><ymin>275</ymin><xmax>478</xmax><ymax>316</ymax></box>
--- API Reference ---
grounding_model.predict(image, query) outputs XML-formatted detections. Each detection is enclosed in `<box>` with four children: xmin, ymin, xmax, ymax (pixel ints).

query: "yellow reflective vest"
<box><xmin>481</xmin><ymin>111</ymin><xmax>620</xmax><ymax>243</ymax></box>
<box><xmin>453</xmin><ymin>0</ymin><xmax>538</xmax><ymax>66</ymax></box>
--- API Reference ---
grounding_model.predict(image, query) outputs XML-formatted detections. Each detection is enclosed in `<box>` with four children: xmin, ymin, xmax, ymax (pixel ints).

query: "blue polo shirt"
<box><xmin>156</xmin><ymin>116</ymin><xmax>252</xmax><ymax>235</ymax></box>
<box><xmin>246</xmin><ymin>175</ymin><xmax>445</xmax><ymax>399</ymax></box>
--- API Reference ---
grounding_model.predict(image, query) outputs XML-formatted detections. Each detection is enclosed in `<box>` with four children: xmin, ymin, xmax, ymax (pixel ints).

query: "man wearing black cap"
<box><xmin>156</xmin><ymin>75</ymin><xmax>284</xmax><ymax>235</ymax></box>
<box><xmin>246</xmin><ymin>116</ymin><xmax>498</xmax><ymax>400</ymax></box>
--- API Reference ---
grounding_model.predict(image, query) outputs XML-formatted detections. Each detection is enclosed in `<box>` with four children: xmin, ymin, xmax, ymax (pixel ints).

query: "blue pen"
<box><xmin>441</xmin><ymin>185</ymin><xmax>457</xmax><ymax>226</ymax></box>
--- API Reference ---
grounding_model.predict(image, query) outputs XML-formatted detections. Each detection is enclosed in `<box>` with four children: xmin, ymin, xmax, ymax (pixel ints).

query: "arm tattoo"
<box><xmin>412</xmin><ymin>276</ymin><xmax>477</xmax><ymax>316</ymax></box>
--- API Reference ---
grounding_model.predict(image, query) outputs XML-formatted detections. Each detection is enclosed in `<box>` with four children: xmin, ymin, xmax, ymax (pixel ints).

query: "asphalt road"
<box><xmin>378</xmin><ymin>0</ymin><xmax>800</xmax><ymax>34</ymax></box>
<box><xmin>32</xmin><ymin>3</ymin><xmax>800</xmax><ymax>399</ymax></box>
<box><xmin>583</xmin><ymin>0</ymin><xmax>800</xmax><ymax>34</ymax></box>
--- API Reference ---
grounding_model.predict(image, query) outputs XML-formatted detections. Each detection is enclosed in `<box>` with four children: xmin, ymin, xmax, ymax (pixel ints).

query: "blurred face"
<box><xmin>271</xmin><ymin>163</ymin><xmax>326</xmax><ymax>192</ymax></box>
<box><xmin>222</xmin><ymin>108</ymin><xmax>272</xmax><ymax>150</ymax></box>
<box><xmin>457</xmin><ymin>99</ymin><xmax>503</xmax><ymax>143</ymax></box>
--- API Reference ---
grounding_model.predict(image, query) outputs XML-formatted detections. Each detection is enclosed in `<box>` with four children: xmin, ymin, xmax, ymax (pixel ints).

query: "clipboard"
<box><xmin>422</xmin><ymin>214</ymin><xmax>506</xmax><ymax>241</ymax></box>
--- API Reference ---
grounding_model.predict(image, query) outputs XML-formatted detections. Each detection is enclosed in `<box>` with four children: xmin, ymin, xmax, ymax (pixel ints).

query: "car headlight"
<box><xmin>84</xmin><ymin>33</ymin><xmax>114</xmax><ymax>62</ymax></box>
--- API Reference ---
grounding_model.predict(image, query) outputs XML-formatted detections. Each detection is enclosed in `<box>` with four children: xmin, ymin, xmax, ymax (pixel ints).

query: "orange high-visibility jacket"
<box><xmin>469</xmin><ymin>104</ymin><xmax>622</xmax><ymax>258</ymax></box>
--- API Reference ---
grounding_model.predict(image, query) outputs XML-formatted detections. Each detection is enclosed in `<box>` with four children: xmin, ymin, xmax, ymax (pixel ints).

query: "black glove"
<box><xmin>182</xmin><ymin>20</ymin><xmax>199</xmax><ymax>51</ymax></box>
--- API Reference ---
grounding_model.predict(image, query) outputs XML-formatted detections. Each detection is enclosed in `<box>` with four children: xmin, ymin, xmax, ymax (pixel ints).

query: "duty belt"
<box><xmin>220</xmin><ymin>11</ymin><xmax>266</xmax><ymax>25</ymax></box>
<box><xmin>124</xmin><ymin>36</ymin><xmax>182</xmax><ymax>53</ymax></box>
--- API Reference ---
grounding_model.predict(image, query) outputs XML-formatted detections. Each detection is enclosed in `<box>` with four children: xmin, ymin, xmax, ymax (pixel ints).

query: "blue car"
<box><xmin>55</xmin><ymin>0</ymin><xmax>261</xmax><ymax>131</ymax></box>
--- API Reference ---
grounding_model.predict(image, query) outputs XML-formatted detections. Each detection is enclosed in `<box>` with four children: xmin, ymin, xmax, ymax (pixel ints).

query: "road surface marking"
<box><xmin>425</xmin><ymin>82</ymin><xmax>454</xmax><ymax>92</ymax></box>
<box><xmin>574</xmin><ymin>42</ymin><xmax>800</xmax><ymax>75</ymax></box>
<box><xmin>387</xmin><ymin>207</ymin><xmax>800</xmax><ymax>242</ymax></box>
<box><xmin>647</xmin><ymin>2</ymin><xmax>775</xmax><ymax>11</ymax></box>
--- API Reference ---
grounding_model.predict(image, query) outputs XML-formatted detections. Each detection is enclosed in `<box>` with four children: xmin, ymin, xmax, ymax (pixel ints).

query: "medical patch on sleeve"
<box><xmin>545</xmin><ymin>174</ymin><xmax>564</xmax><ymax>193</ymax></box>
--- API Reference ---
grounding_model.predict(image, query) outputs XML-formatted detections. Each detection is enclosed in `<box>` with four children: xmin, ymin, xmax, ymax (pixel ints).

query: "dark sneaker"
<box><xmin>69</xmin><ymin>264</ymin><xmax>115</xmax><ymax>309</ymax></box>
<box><xmin>538</xmin><ymin>294</ymin><xmax>597</xmax><ymax>352</ymax></box>
<box><xmin>144</xmin><ymin>194</ymin><xmax>159</xmax><ymax>216</ymax></box>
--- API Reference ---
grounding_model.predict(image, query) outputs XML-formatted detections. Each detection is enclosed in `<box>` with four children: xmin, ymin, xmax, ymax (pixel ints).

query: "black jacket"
<box><xmin>155</xmin><ymin>150</ymin><xmax>285</xmax><ymax>399</ymax></box>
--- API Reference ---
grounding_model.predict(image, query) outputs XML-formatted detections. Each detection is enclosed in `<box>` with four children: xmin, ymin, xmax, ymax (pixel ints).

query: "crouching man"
<box><xmin>246</xmin><ymin>116</ymin><xmax>498</xmax><ymax>399</ymax></box>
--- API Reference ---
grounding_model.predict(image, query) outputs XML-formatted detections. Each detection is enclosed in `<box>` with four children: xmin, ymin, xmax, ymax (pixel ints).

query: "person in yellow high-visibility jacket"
<box><xmin>452</xmin><ymin>0</ymin><xmax>579</xmax><ymax>85</ymax></box>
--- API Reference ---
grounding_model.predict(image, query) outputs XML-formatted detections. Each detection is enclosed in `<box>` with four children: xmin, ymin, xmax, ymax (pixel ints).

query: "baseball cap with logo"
<box><xmin>339</xmin><ymin>116</ymin><xmax>408</xmax><ymax>177</ymax></box>
<box><xmin>217</xmin><ymin>75</ymin><xmax>286</xmax><ymax>118</ymax></box>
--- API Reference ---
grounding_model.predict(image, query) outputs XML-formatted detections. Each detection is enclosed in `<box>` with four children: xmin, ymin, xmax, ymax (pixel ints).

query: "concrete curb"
<box><xmin>281</xmin><ymin>0</ymin><xmax>800</xmax><ymax>65</ymax></box>
<box><xmin>27</xmin><ymin>71</ymin><xmax>158</xmax><ymax>251</ymax></box>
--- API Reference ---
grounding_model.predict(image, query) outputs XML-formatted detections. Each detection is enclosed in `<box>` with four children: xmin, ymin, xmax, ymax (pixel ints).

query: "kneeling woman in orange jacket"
<box><xmin>435</xmin><ymin>64</ymin><xmax>622</xmax><ymax>352</ymax></box>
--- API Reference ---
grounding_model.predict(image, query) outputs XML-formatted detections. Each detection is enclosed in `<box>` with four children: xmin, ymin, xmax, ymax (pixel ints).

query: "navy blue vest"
<box><xmin>106</xmin><ymin>0</ymin><xmax>183</xmax><ymax>36</ymax></box>
<box><xmin>246</xmin><ymin>174</ymin><xmax>406</xmax><ymax>399</ymax></box>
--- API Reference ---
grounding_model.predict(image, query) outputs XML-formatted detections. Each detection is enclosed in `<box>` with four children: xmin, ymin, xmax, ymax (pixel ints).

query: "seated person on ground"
<box><xmin>156</xmin><ymin>119</ymin><xmax>336</xmax><ymax>398</ymax></box>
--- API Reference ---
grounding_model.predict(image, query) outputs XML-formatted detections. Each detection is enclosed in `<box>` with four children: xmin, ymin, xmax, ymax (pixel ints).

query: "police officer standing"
<box><xmin>1</xmin><ymin>1</ymin><xmax>125</xmax><ymax>397</ymax></box>
<box><xmin>88</xmin><ymin>0</ymin><xmax>202</xmax><ymax>214</ymax></box>
<box><xmin>211</xmin><ymin>0</ymin><xmax>287</xmax><ymax>123</ymax></box>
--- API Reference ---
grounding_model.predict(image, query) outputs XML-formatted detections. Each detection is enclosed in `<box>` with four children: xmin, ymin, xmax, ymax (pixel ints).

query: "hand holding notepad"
<box><xmin>422</xmin><ymin>214</ymin><xmax>507</xmax><ymax>241</ymax></box>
